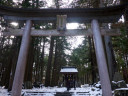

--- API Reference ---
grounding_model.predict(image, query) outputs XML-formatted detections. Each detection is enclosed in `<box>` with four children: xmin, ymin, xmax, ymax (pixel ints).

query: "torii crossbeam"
<box><xmin>2</xmin><ymin>28</ymin><xmax>120</xmax><ymax>36</ymax></box>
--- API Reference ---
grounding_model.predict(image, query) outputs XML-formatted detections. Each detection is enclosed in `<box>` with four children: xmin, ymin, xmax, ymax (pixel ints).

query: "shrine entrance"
<box><xmin>0</xmin><ymin>3</ymin><xmax>127</xmax><ymax>96</ymax></box>
<box><xmin>60</xmin><ymin>67</ymin><xmax>78</xmax><ymax>90</ymax></box>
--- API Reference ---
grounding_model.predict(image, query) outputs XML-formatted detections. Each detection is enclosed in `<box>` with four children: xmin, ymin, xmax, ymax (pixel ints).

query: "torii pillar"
<box><xmin>91</xmin><ymin>19</ymin><xmax>112</xmax><ymax>96</ymax></box>
<box><xmin>11</xmin><ymin>20</ymin><xmax>32</xmax><ymax>96</ymax></box>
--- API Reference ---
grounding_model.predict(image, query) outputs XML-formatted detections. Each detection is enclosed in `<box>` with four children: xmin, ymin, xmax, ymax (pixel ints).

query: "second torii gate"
<box><xmin>0</xmin><ymin>4</ymin><xmax>127</xmax><ymax>96</ymax></box>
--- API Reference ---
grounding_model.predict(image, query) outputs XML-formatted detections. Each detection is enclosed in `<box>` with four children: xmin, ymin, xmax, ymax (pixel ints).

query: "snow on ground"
<box><xmin>1</xmin><ymin>83</ymin><xmax>128</xmax><ymax>96</ymax></box>
<box><xmin>115</xmin><ymin>88</ymin><xmax>128</xmax><ymax>90</ymax></box>
<box><xmin>0</xmin><ymin>86</ymin><xmax>102</xmax><ymax>96</ymax></box>
<box><xmin>0</xmin><ymin>87</ymin><xmax>8</xmax><ymax>96</ymax></box>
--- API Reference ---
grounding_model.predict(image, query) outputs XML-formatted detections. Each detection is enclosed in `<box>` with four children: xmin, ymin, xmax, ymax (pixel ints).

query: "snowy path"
<box><xmin>0</xmin><ymin>86</ymin><xmax>102</xmax><ymax>96</ymax></box>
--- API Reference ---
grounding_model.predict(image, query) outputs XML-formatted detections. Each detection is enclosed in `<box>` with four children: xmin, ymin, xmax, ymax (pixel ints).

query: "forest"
<box><xmin>0</xmin><ymin>0</ymin><xmax>128</xmax><ymax>91</ymax></box>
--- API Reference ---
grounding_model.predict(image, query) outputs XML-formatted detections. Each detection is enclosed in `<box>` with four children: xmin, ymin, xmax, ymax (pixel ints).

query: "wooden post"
<box><xmin>11</xmin><ymin>20</ymin><xmax>32</xmax><ymax>96</ymax></box>
<box><xmin>91</xmin><ymin>19</ymin><xmax>112</xmax><ymax>96</ymax></box>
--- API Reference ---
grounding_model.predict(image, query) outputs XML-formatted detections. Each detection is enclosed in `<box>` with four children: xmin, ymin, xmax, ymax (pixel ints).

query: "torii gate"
<box><xmin>0</xmin><ymin>4</ymin><xmax>127</xmax><ymax>96</ymax></box>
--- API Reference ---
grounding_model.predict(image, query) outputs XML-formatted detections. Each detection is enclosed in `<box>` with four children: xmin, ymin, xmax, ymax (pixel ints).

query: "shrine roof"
<box><xmin>60</xmin><ymin>67</ymin><xmax>78</xmax><ymax>73</ymax></box>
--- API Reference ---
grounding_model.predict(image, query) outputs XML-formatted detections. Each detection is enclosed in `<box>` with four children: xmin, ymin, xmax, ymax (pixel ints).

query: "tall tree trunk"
<box><xmin>51</xmin><ymin>37</ymin><xmax>62</xmax><ymax>86</ymax></box>
<box><xmin>88</xmin><ymin>37</ymin><xmax>97</xmax><ymax>84</ymax></box>
<box><xmin>45</xmin><ymin>36</ymin><xmax>55</xmax><ymax>87</ymax></box>
<box><xmin>104</xmin><ymin>36</ymin><xmax>115</xmax><ymax>81</ymax></box>
<box><xmin>24</xmin><ymin>37</ymin><xmax>34</xmax><ymax>89</ymax></box>
<box><xmin>0</xmin><ymin>37</ymin><xmax>12</xmax><ymax>88</ymax></box>
<box><xmin>8</xmin><ymin>37</ymin><xmax>21</xmax><ymax>91</ymax></box>
<box><xmin>5</xmin><ymin>54</ymin><xmax>13</xmax><ymax>89</ymax></box>
<box><xmin>8</xmin><ymin>49</ymin><xmax>19</xmax><ymax>91</ymax></box>
<box><xmin>40</xmin><ymin>37</ymin><xmax>46</xmax><ymax>82</ymax></box>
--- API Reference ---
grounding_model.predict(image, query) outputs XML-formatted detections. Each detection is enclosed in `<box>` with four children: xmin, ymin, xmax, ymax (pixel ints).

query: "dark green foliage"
<box><xmin>21</xmin><ymin>0</ymin><xmax>47</xmax><ymax>8</ymax></box>
<box><xmin>21</xmin><ymin>0</ymin><xmax>31</xmax><ymax>8</ymax></box>
<box><xmin>112</xmin><ymin>27</ymin><xmax>128</xmax><ymax>83</ymax></box>
<box><xmin>0</xmin><ymin>37</ymin><xmax>21</xmax><ymax>89</ymax></box>
<box><xmin>0</xmin><ymin>0</ymin><xmax>15</xmax><ymax>6</ymax></box>
<box><xmin>69</xmin><ymin>37</ymin><xmax>97</xmax><ymax>84</ymax></box>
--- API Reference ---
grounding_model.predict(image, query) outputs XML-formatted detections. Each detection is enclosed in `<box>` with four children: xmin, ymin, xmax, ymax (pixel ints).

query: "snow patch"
<box><xmin>0</xmin><ymin>86</ymin><xmax>102</xmax><ymax>96</ymax></box>
<box><xmin>60</xmin><ymin>68</ymin><xmax>78</xmax><ymax>73</ymax></box>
